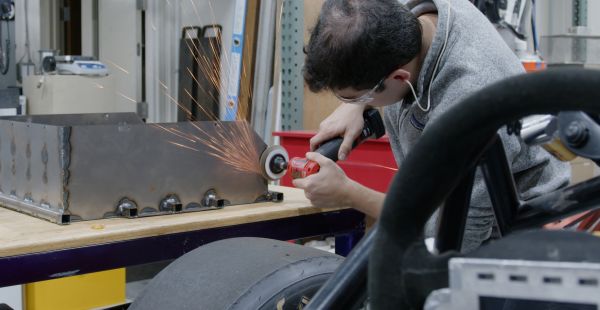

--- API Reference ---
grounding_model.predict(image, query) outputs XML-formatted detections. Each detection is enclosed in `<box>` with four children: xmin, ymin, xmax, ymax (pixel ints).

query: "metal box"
<box><xmin>0</xmin><ymin>113</ymin><xmax>275</xmax><ymax>224</ymax></box>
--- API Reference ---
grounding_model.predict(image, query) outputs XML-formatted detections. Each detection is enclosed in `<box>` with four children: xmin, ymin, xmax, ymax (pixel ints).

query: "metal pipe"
<box><xmin>513</xmin><ymin>176</ymin><xmax>600</xmax><ymax>230</ymax></box>
<box><xmin>306</xmin><ymin>227</ymin><xmax>375</xmax><ymax>310</ymax></box>
<box><xmin>435</xmin><ymin>167</ymin><xmax>476</xmax><ymax>253</ymax></box>
<box><xmin>479</xmin><ymin>136</ymin><xmax>521</xmax><ymax>236</ymax></box>
<box><xmin>520</xmin><ymin>114</ymin><xmax>554</xmax><ymax>145</ymax></box>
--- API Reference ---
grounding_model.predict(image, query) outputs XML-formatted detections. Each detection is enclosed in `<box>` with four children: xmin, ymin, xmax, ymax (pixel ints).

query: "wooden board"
<box><xmin>303</xmin><ymin>0</ymin><xmax>341</xmax><ymax>130</ymax></box>
<box><xmin>0</xmin><ymin>186</ymin><xmax>337</xmax><ymax>258</ymax></box>
<box><xmin>238</xmin><ymin>0</ymin><xmax>260</xmax><ymax>121</ymax></box>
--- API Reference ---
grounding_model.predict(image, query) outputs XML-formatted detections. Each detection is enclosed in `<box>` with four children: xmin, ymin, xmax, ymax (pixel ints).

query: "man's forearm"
<box><xmin>345</xmin><ymin>180</ymin><xmax>385</xmax><ymax>218</ymax></box>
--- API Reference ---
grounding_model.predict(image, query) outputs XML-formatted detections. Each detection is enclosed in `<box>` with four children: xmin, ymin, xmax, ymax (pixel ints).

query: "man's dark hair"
<box><xmin>304</xmin><ymin>0</ymin><xmax>422</xmax><ymax>92</ymax></box>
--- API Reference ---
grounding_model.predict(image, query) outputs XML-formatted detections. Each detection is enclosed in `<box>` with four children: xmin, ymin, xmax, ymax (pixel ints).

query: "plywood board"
<box><xmin>0</xmin><ymin>186</ymin><xmax>340</xmax><ymax>257</ymax></box>
<box><xmin>239</xmin><ymin>0</ymin><xmax>261</xmax><ymax>121</ymax></box>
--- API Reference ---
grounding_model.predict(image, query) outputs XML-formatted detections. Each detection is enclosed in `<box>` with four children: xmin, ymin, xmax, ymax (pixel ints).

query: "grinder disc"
<box><xmin>259</xmin><ymin>145</ymin><xmax>289</xmax><ymax>181</ymax></box>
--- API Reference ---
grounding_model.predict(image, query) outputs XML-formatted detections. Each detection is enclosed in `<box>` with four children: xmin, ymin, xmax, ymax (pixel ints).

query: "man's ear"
<box><xmin>390</xmin><ymin>68</ymin><xmax>411</xmax><ymax>82</ymax></box>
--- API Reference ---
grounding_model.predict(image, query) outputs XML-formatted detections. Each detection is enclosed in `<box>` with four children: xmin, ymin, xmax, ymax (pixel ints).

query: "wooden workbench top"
<box><xmin>0</xmin><ymin>186</ymin><xmax>335</xmax><ymax>258</ymax></box>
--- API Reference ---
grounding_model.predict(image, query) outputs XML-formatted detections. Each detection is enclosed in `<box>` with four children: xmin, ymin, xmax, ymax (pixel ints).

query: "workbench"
<box><xmin>0</xmin><ymin>186</ymin><xmax>364</xmax><ymax>287</ymax></box>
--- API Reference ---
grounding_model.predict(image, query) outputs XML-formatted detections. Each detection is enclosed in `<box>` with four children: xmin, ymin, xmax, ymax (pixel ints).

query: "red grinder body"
<box><xmin>288</xmin><ymin>157</ymin><xmax>321</xmax><ymax>179</ymax></box>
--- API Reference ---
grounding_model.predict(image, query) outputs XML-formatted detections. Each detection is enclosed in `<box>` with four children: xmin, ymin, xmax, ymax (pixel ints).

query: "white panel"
<box><xmin>145</xmin><ymin>0</ymin><xmax>181</xmax><ymax>122</ymax></box>
<box><xmin>15</xmin><ymin>0</ymin><xmax>42</xmax><ymax>67</ymax></box>
<box><xmin>536</xmin><ymin>0</ymin><xmax>572</xmax><ymax>36</ymax></box>
<box><xmin>588</xmin><ymin>0</ymin><xmax>600</xmax><ymax>34</ymax></box>
<box><xmin>81</xmin><ymin>0</ymin><xmax>96</xmax><ymax>57</ymax></box>
<box><xmin>39</xmin><ymin>0</ymin><xmax>62</xmax><ymax>51</ymax></box>
<box><xmin>99</xmin><ymin>0</ymin><xmax>140</xmax><ymax>113</ymax></box>
<box><xmin>0</xmin><ymin>286</ymin><xmax>23</xmax><ymax>310</ymax></box>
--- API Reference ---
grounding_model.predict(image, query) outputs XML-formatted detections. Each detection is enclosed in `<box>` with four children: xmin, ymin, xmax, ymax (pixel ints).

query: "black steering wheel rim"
<box><xmin>369</xmin><ymin>68</ymin><xmax>600</xmax><ymax>309</ymax></box>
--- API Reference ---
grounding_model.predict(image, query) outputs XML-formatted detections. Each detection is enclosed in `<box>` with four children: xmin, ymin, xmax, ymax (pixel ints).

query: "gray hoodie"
<box><xmin>384</xmin><ymin>0</ymin><xmax>570</xmax><ymax>252</ymax></box>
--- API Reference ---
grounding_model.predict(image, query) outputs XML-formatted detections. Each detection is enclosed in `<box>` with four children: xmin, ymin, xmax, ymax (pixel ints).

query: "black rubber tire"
<box><xmin>129</xmin><ymin>237</ymin><xmax>343</xmax><ymax>310</ymax></box>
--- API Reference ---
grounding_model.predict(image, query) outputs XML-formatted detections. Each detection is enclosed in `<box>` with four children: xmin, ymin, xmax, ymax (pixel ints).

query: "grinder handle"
<box><xmin>315</xmin><ymin>137</ymin><xmax>344</xmax><ymax>161</ymax></box>
<box><xmin>314</xmin><ymin>108</ymin><xmax>385</xmax><ymax>162</ymax></box>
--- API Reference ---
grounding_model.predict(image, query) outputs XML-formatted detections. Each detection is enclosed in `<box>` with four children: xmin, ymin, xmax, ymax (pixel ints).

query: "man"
<box><xmin>294</xmin><ymin>0</ymin><xmax>570</xmax><ymax>251</ymax></box>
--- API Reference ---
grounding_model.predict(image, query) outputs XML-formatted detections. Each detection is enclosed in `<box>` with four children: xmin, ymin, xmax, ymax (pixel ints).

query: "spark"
<box><xmin>183</xmin><ymin>33</ymin><xmax>222</xmax><ymax>92</ymax></box>
<box><xmin>189</xmin><ymin>0</ymin><xmax>203</xmax><ymax>24</ymax></box>
<box><xmin>167</xmin><ymin>141</ymin><xmax>202</xmax><ymax>153</ymax></box>
<box><xmin>162</xmin><ymin>121</ymin><xmax>262</xmax><ymax>175</ymax></box>
<box><xmin>153</xmin><ymin>0</ymin><xmax>264</xmax><ymax>175</ymax></box>
<box><xmin>183</xmin><ymin>0</ymin><xmax>232</xmax><ymax>89</ymax></box>
<box><xmin>362</xmin><ymin>163</ymin><xmax>398</xmax><ymax>172</ymax></box>
<box><xmin>117</xmin><ymin>92</ymin><xmax>137</xmax><ymax>103</ymax></box>
<box><xmin>169</xmin><ymin>126</ymin><xmax>200</xmax><ymax>143</ymax></box>
<box><xmin>152</xmin><ymin>124</ymin><xmax>197</xmax><ymax>143</ymax></box>
<box><xmin>105</xmin><ymin>59</ymin><xmax>130</xmax><ymax>75</ymax></box>
<box><xmin>162</xmin><ymin>89</ymin><xmax>193</xmax><ymax>117</ymax></box>
<box><xmin>158</xmin><ymin>80</ymin><xmax>169</xmax><ymax>90</ymax></box>
<box><xmin>183</xmin><ymin>67</ymin><xmax>220</xmax><ymax>110</ymax></box>
<box><xmin>183</xmin><ymin>88</ymin><xmax>219</xmax><ymax>120</ymax></box>
<box><xmin>207</xmin><ymin>0</ymin><xmax>231</xmax><ymax>71</ymax></box>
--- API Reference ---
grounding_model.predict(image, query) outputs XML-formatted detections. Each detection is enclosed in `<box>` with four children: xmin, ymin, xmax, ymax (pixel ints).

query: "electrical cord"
<box><xmin>421</xmin><ymin>0</ymin><xmax>452</xmax><ymax>113</ymax></box>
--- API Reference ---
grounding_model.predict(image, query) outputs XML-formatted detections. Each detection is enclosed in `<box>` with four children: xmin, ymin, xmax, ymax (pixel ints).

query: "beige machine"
<box><xmin>22</xmin><ymin>74</ymin><xmax>136</xmax><ymax>115</ymax></box>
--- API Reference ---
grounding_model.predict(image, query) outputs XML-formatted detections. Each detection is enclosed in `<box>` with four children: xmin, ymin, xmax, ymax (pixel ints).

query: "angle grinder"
<box><xmin>259</xmin><ymin>108</ymin><xmax>386</xmax><ymax>181</ymax></box>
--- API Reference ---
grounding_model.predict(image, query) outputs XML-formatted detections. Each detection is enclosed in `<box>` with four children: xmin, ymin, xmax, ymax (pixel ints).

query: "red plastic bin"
<box><xmin>273</xmin><ymin>131</ymin><xmax>398</xmax><ymax>192</ymax></box>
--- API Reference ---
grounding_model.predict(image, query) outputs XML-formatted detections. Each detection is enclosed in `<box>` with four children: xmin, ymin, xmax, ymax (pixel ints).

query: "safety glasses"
<box><xmin>333</xmin><ymin>77</ymin><xmax>386</xmax><ymax>104</ymax></box>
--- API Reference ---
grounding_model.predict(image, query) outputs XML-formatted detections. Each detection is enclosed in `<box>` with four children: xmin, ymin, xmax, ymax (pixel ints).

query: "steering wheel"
<box><xmin>369</xmin><ymin>68</ymin><xmax>600</xmax><ymax>309</ymax></box>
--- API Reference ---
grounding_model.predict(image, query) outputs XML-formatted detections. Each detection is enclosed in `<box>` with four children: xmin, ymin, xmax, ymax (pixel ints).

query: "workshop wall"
<box><xmin>537</xmin><ymin>0</ymin><xmax>600</xmax><ymax>36</ymax></box>
<box><xmin>302</xmin><ymin>0</ymin><xmax>340</xmax><ymax>130</ymax></box>
<box><xmin>178</xmin><ymin>0</ymin><xmax>236</xmax><ymax>121</ymax></box>
<box><xmin>144</xmin><ymin>0</ymin><xmax>259</xmax><ymax>123</ymax></box>
<box><xmin>14</xmin><ymin>0</ymin><xmax>63</xmax><ymax>78</ymax></box>
<box><xmin>536</xmin><ymin>0</ymin><xmax>600</xmax><ymax>69</ymax></box>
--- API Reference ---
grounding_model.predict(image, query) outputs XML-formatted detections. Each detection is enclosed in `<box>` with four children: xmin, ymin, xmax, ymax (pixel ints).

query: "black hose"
<box><xmin>369</xmin><ymin>68</ymin><xmax>600</xmax><ymax>309</ymax></box>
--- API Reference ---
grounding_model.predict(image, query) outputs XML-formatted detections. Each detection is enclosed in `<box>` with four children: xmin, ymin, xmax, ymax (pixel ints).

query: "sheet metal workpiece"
<box><xmin>0</xmin><ymin>113</ymin><xmax>280</xmax><ymax>224</ymax></box>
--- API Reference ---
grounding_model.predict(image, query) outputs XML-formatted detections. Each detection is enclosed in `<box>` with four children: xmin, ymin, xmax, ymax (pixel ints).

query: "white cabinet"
<box><xmin>22</xmin><ymin>74</ymin><xmax>133</xmax><ymax>115</ymax></box>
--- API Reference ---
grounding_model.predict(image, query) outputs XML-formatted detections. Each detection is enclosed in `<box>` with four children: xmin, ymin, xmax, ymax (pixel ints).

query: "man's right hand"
<box><xmin>310</xmin><ymin>103</ymin><xmax>367</xmax><ymax>160</ymax></box>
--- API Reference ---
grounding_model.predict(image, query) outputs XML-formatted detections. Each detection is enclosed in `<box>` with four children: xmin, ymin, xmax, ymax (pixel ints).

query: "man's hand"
<box><xmin>292</xmin><ymin>152</ymin><xmax>352</xmax><ymax>209</ymax></box>
<box><xmin>310</xmin><ymin>104</ymin><xmax>366</xmax><ymax>160</ymax></box>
